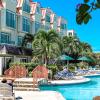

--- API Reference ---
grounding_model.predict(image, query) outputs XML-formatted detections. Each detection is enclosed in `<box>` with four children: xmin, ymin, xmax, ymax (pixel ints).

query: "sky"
<box><xmin>34</xmin><ymin>0</ymin><xmax>100</xmax><ymax>52</ymax></box>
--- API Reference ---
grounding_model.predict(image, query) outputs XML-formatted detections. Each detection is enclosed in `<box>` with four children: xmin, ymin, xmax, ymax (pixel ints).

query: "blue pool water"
<box><xmin>39</xmin><ymin>76</ymin><xmax>100</xmax><ymax>100</ymax></box>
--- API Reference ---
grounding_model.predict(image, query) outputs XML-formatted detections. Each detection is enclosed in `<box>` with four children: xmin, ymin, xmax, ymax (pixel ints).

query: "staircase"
<box><xmin>13</xmin><ymin>78</ymin><xmax>39</xmax><ymax>91</ymax></box>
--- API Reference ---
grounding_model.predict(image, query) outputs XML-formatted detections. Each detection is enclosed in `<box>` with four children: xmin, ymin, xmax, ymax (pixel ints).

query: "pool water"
<box><xmin>39</xmin><ymin>76</ymin><xmax>100</xmax><ymax>100</ymax></box>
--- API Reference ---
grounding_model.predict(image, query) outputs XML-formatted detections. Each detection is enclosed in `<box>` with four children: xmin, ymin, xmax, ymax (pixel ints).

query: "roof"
<box><xmin>0</xmin><ymin>44</ymin><xmax>32</xmax><ymax>56</ymax></box>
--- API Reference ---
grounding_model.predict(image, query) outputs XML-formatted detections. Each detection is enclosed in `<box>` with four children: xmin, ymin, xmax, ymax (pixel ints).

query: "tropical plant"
<box><xmin>76</xmin><ymin>0</ymin><xmax>100</xmax><ymax>25</ymax></box>
<box><xmin>68</xmin><ymin>64</ymin><xmax>76</xmax><ymax>72</ymax></box>
<box><xmin>77</xmin><ymin>62</ymin><xmax>89</xmax><ymax>69</ymax></box>
<box><xmin>47</xmin><ymin>64</ymin><xmax>58</xmax><ymax>79</ymax></box>
<box><xmin>80</xmin><ymin>42</ymin><xmax>92</xmax><ymax>56</ymax></box>
<box><xmin>22</xmin><ymin>33</ymin><xmax>34</xmax><ymax>47</ymax></box>
<box><xmin>10</xmin><ymin>62</ymin><xmax>38</xmax><ymax>75</ymax></box>
<box><xmin>32</xmin><ymin>29</ymin><xmax>61</xmax><ymax>66</ymax></box>
<box><xmin>62</xmin><ymin>36</ymin><xmax>81</xmax><ymax>57</ymax></box>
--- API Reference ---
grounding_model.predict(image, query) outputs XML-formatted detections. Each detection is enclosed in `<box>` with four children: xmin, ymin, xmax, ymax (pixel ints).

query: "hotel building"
<box><xmin>66</xmin><ymin>30</ymin><xmax>76</xmax><ymax>37</ymax></box>
<box><xmin>0</xmin><ymin>0</ymin><xmax>67</xmax><ymax>75</ymax></box>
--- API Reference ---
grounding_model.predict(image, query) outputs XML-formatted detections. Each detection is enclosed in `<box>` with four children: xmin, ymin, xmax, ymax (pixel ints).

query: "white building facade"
<box><xmin>66</xmin><ymin>30</ymin><xmax>76</xmax><ymax>37</ymax></box>
<box><xmin>0</xmin><ymin>0</ymin><xmax>67</xmax><ymax>75</ymax></box>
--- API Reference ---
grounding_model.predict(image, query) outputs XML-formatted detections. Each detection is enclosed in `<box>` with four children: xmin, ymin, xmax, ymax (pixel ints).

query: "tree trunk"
<box><xmin>44</xmin><ymin>55</ymin><xmax>48</xmax><ymax>67</ymax></box>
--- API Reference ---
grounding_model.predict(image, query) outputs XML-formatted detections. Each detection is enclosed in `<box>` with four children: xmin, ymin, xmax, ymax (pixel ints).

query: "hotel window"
<box><xmin>69</xmin><ymin>32</ymin><xmax>72</xmax><ymax>36</ymax></box>
<box><xmin>0</xmin><ymin>33</ymin><xmax>10</xmax><ymax>44</ymax></box>
<box><xmin>61</xmin><ymin>23</ymin><xmax>66</xmax><ymax>29</ymax></box>
<box><xmin>46</xmin><ymin>15</ymin><xmax>50</xmax><ymax>22</ymax></box>
<box><xmin>23</xmin><ymin>2</ymin><xmax>30</xmax><ymax>13</ymax></box>
<box><xmin>20</xmin><ymin>58</ymin><xmax>27</xmax><ymax>63</ymax></box>
<box><xmin>36</xmin><ymin>6</ymin><xmax>40</xmax><ymax>14</ymax></box>
<box><xmin>35</xmin><ymin>21</ymin><xmax>41</xmax><ymax>32</ymax></box>
<box><xmin>54</xmin><ymin>16</ymin><xmax>57</xmax><ymax>22</ymax></box>
<box><xmin>45</xmin><ymin>26</ymin><xmax>50</xmax><ymax>30</ymax></box>
<box><xmin>22</xmin><ymin>17</ymin><xmax>30</xmax><ymax>32</ymax></box>
<box><xmin>6</xmin><ymin>10</ymin><xmax>16</xmax><ymax>28</ymax></box>
<box><xmin>18</xmin><ymin>36</ymin><xmax>23</xmax><ymax>46</ymax></box>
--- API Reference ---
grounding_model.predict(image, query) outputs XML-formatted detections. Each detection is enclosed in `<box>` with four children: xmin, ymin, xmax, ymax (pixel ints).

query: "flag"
<box><xmin>41</xmin><ymin>8</ymin><xmax>46</xmax><ymax>20</ymax></box>
<box><xmin>41</xmin><ymin>8</ymin><xmax>46</xmax><ymax>25</ymax></box>
<box><xmin>57</xmin><ymin>17</ymin><xmax>62</xmax><ymax>32</ymax></box>
<box><xmin>16</xmin><ymin>0</ymin><xmax>24</xmax><ymax>15</ymax></box>
<box><xmin>50</xmin><ymin>13</ymin><xmax>55</xmax><ymax>29</ymax></box>
<box><xmin>57</xmin><ymin>17</ymin><xmax>61</xmax><ymax>27</ymax></box>
<box><xmin>0</xmin><ymin>0</ymin><xmax>3</xmax><ymax>10</ymax></box>
<box><xmin>30</xmin><ymin>2</ymin><xmax>37</xmax><ymax>21</ymax></box>
<box><xmin>50</xmin><ymin>13</ymin><xmax>55</xmax><ymax>24</ymax></box>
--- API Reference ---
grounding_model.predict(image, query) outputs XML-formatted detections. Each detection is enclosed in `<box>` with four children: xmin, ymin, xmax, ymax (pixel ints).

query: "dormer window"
<box><xmin>36</xmin><ymin>6</ymin><xmax>40</xmax><ymax>14</ymax></box>
<box><xmin>54</xmin><ymin>16</ymin><xmax>57</xmax><ymax>22</ymax></box>
<box><xmin>61</xmin><ymin>23</ymin><xmax>66</xmax><ymax>29</ymax></box>
<box><xmin>46</xmin><ymin>15</ymin><xmax>50</xmax><ymax>22</ymax></box>
<box><xmin>23</xmin><ymin>1</ymin><xmax>30</xmax><ymax>13</ymax></box>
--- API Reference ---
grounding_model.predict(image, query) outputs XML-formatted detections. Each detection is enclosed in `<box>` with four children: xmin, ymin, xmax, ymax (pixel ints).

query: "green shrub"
<box><xmin>68</xmin><ymin>64</ymin><xmax>76</xmax><ymax>72</ymax></box>
<box><xmin>10</xmin><ymin>62</ymin><xmax>38</xmax><ymax>76</ymax></box>
<box><xmin>77</xmin><ymin>62</ymin><xmax>88</xmax><ymax>69</ymax></box>
<box><xmin>47</xmin><ymin>64</ymin><xmax>58</xmax><ymax>78</ymax></box>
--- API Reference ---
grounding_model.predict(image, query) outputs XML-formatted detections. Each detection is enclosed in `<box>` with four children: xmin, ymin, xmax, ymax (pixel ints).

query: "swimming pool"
<box><xmin>39</xmin><ymin>75</ymin><xmax>100</xmax><ymax>100</ymax></box>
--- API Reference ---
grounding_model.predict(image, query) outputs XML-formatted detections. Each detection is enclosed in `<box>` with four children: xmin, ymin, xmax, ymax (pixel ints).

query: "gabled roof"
<box><xmin>0</xmin><ymin>44</ymin><xmax>32</xmax><ymax>56</ymax></box>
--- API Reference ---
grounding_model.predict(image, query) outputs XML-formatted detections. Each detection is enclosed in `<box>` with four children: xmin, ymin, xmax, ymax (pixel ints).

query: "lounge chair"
<box><xmin>54</xmin><ymin>70</ymin><xmax>75</xmax><ymax>80</ymax></box>
<box><xmin>76</xmin><ymin>69</ymin><xmax>89</xmax><ymax>75</ymax></box>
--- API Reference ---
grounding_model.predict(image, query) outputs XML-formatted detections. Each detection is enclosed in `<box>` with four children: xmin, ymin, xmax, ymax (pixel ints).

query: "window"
<box><xmin>6</xmin><ymin>10</ymin><xmax>16</xmax><ymax>28</ymax></box>
<box><xmin>23</xmin><ymin>2</ymin><xmax>30</xmax><ymax>13</ymax></box>
<box><xmin>18</xmin><ymin>36</ymin><xmax>23</xmax><ymax>46</ymax></box>
<box><xmin>36</xmin><ymin>6</ymin><xmax>40</xmax><ymax>14</ymax></box>
<box><xmin>45</xmin><ymin>26</ymin><xmax>50</xmax><ymax>30</ymax></box>
<box><xmin>0</xmin><ymin>33</ymin><xmax>10</xmax><ymax>44</ymax></box>
<box><xmin>20</xmin><ymin>58</ymin><xmax>27</xmax><ymax>63</ymax></box>
<box><xmin>46</xmin><ymin>15</ymin><xmax>50</xmax><ymax>22</ymax></box>
<box><xmin>54</xmin><ymin>16</ymin><xmax>57</xmax><ymax>22</ymax></box>
<box><xmin>69</xmin><ymin>32</ymin><xmax>72</xmax><ymax>36</ymax></box>
<box><xmin>27</xmin><ymin>43</ymin><xmax>32</xmax><ymax>48</ymax></box>
<box><xmin>35</xmin><ymin>21</ymin><xmax>41</xmax><ymax>32</ymax></box>
<box><xmin>61</xmin><ymin>23</ymin><xmax>66</xmax><ymax>29</ymax></box>
<box><xmin>22</xmin><ymin>17</ymin><xmax>30</xmax><ymax>32</ymax></box>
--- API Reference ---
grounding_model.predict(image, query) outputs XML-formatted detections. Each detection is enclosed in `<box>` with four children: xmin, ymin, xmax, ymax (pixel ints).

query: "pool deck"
<box><xmin>49</xmin><ymin>76</ymin><xmax>90</xmax><ymax>85</ymax></box>
<box><xmin>0</xmin><ymin>76</ymin><xmax>91</xmax><ymax>100</ymax></box>
<box><xmin>15</xmin><ymin>91</ymin><xmax>65</xmax><ymax>100</ymax></box>
<box><xmin>84</xmin><ymin>73</ymin><xmax>100</xmax><ymax>77</ymax></box>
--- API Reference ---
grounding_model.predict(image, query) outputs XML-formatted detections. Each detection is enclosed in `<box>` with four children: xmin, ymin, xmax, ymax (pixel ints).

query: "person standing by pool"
<box><xmin>0</xmin><ymin>78</ymin><xmax>13</xmax><ymax>96</ymax></box>
<box><xmin>7</xmin><ymin>79</ymin><xmax>14</xmax><ymax>95</ymax></box>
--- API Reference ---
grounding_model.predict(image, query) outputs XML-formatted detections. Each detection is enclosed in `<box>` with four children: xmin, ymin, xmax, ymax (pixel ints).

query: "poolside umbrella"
<box><xmin>59</xmin><ymin>54</ymin><xmax>74</xmax><ymax>61</ymax></box>
<box><xmin>59</xmin><ymin>54</ymin><xmax>74</xmax><ymax>67</ymax></box>
<box><xmin>77</xmin><ymin>56</ymin><xmax>93</xmax><ymax>62</ymax></box>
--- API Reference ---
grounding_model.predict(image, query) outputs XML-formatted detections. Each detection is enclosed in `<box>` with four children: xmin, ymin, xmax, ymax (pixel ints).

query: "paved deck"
<box><xmin>84</xmin><ymin>73</ymin><xmax>100</xmax><ymax>77</ymax></box>
<box><xmin>49</xmin><ymin>76</ymin><xmax>90</xmax><ymax>85</ymax></box>
<box><xmin>15</xmin><ymin>91</ymin><xmax>65</xmax><ymax>100</ymax></box>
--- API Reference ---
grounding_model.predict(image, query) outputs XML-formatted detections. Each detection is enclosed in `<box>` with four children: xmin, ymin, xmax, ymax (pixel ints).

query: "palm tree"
<box><xmin>32</xmin><ymin>29</ymin><xmax>61</xmax><ymax>66</ymax></box>
<box><xmin>80</xmin><ymin>42</ymin><xmax>92</xmax><ymax>56</ymax></box>
<box><xmin>62</xmin><ymin>36</ymin><xmax>81</xmax><ymax>57</ymax></box>
<box><xmin>22</xmin><ymin>33</ymin><xmax>34</xmax><ymax>47</ymax></box>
